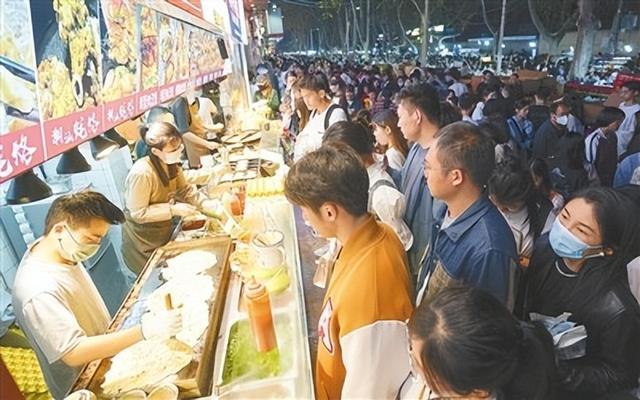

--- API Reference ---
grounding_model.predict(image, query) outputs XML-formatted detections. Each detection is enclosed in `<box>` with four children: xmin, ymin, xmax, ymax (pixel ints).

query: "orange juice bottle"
<box><xmin>244</xmin><ymin>278</ymin><xmax>277</xmax><ymax>352</ymax></box>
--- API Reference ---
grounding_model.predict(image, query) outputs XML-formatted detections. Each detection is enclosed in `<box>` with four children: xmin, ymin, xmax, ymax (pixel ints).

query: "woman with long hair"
<box><xmin>400</xmin><ymin>286</ymin><xmax>558</xmax><ymax>399</ymax></box>
<box><xmin>519</xmin><ymin>187</ymin><xmax>640</xmax><ymax>399</ymax></box>
<box><xmin>371</xmin><ymin>109</ymin><xmax>409</xmax><ymax>171</ymax></box>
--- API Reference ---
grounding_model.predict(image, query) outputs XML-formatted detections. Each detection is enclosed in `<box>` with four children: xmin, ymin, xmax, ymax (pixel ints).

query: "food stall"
<box><xmin>2</xmin><ymin>0</ymin><xmax>317</xmax><ymax>399</ymax></box>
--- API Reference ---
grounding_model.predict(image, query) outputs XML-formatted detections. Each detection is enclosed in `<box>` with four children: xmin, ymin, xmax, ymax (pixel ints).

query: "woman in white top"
<box><xmin>398</xmin><ymin>286</ymin><xmax>557</xmax><ymax>400</ymax></box>
<box><xmin>322</xmin><ymin>121</ymin><xmax>413</xmax><ymax>250</ymax></box>
<box><xmin>293</xmin><ymin>73</ymin><xmax>348</xmax><ymax>161</ymax></box>
<box><xmin>372</xmin><ymin>109</ymin><xmax>410</xmax><ymax>171</ymax></box>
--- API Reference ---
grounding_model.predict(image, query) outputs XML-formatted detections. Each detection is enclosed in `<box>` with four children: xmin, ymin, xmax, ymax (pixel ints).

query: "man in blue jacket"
<box><xmin>390</xmin><ymin>84</ymin><xmax>441</xmax><ymax>281</ymax></box>
<box><xmin>416</xmin><ymin>121</ymin><xmax>518</xmax><ymax>309</ymax></box>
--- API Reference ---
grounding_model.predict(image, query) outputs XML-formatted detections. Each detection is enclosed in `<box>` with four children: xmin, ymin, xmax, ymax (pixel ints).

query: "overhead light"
<box><xmin>56</xmin><ymin>146</ymin><xmax>91</xmax><ymax>174</ymax></box>
<box><xmin>355</xmin><ymin>6</ymin><xmax>360</xmax><ymax>10</ymax></box>
<box><xmin>529</xmin><ymin>41</ymin><xmax>537</xmax><ymax>48</ymax></box>
<box><xmin>501</xmin><ymin>44</ymin><xmax>506</xmax><ymax>48</ymax></box>
<box><xmin>90</xmin><ymin>135</ymin><xmax>119</xmax><ymax>160</ymax></box>
<box><xmin>624</xmin><ymin>45</ymin><xmax>633</xmax><ymax>53</ymax></box>
<box><xmin>104</xmin><ymin>128</ymin><xmax>129</xmax><ymax>148</ymax></box>
<box><xmin>6</xmin><ymin>169</ymin><xmax>53</xmax><ymax>205</ymax></box>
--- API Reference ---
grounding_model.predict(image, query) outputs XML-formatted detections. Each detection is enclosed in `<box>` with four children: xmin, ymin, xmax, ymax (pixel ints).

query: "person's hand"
<box><xmin>140</xmin><ymin>308</ymin><xmax>183</xmax><ymax>341</ymax></box>
<box><xmin>170</xmin><ymin>202</ymin><xmax>198</xmax><ymax>217</ymax></box>
<box><xmin>206</xmin><ymin>141</ymin><xmax>220</xmax><ymax>151</ymax></box>
<box><xmin>201</xmin><ymin>199</ymin><xmax>224</xmax><ymax>218</ymax></box>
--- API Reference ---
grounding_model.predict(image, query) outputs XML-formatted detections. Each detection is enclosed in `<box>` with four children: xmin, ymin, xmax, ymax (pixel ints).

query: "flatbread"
<box><xmin>162</xmin><ymin>250</ymin><xmax>217</xmax><ymax>281</ymax></box>
<box><xmin>146</xmin><ymin>274</ymin><xmax>214</xmax><ymax>313</ymax></box>
<box><xmin>176</xmin><ymin>301</ymin><xmax>210</xmax><ymax>347</ymax></box>
<box><xmin>101</xmin><ymin>339</ymin><xmax>193</xmax><ymax>396</ymax></box>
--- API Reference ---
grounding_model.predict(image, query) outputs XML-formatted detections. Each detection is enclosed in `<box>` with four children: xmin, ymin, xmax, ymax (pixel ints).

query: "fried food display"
<box><xmin>37</xmin><ymin>57</ymin><xmax>76</xmax><ymax>119</ymax></box>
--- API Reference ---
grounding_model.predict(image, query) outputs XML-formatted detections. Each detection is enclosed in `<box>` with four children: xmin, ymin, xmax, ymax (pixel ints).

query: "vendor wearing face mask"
<box><xmin>532</xmin><ymin>101</ymin><xmax>584</xmax><ymax>181</ymax></box>
<box><xmin>122</xmin><ymin>121</ymin><xmax>218</xmax><ymax>275</ymax></box>
<box><xmin>12</xmin><ymin>191</ymin><xmax>182</xmax><ymax>399</ymax></box>
<box><xmin>518</xmin><ymin>187</ymin><xmax>640</xmax><ymax>399</ymax></box>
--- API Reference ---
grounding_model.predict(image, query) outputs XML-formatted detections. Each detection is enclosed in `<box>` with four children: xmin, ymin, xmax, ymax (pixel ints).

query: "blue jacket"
<box><xmin>613</xmin><ymin>152</ymin><xmax>640</xmax><ymax>187</ymax></box>
<box><xmin>416</xmin><ymin>196</ymin><xmax>518</xmax><ymax>308</ymax></box>
<box><xmin>390</xmin><ymin>144</ymin><xmax>434</xmax><ymax>279</ymax></box>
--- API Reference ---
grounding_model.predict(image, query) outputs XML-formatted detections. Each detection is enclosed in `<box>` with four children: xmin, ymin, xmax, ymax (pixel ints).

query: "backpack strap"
<box><xmin>324</xmin><ymin>104</ymin><xmax>343</xmax><ymax>131</ymax></box>
<box><xmin>368</xmin><ymin>179</ymin><xmax>396</xmax><ymax>213</ymax></box>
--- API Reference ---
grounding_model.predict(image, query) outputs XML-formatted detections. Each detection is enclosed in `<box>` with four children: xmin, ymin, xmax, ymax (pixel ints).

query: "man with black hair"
<box><xmin>532</xmin><ymin>101</ymin><xmax>585</xmax><ymax>191</ymax></box>
<box><xmin>393</xmin><ymin>83</ymin><xmax>441</xmax><ymax>280</ymax></box>
<box><xmin>285</xmin><ymin>145</ymin><xmax>413</xmax><ymax>400</ymax></box>
<box><xmin>12</xmin><ymin>191</ymin><xmax>182</xmax><ymax>399</ymax></box>
<box><xmin>417</xmin><ymin>122</ymin><xmax>518</xmax><ymax>309</ymax></box>
<box><xmin>617</xmin><ymin>81</ymin><xmax>640</xmax><ymax>156</ymax></box>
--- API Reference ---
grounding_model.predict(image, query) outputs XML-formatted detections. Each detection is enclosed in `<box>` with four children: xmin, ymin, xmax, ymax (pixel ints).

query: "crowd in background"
<box><xmin>251</xmin><ymin>54</ymin><xmax>640</xmax><ymax>400</ymax></box>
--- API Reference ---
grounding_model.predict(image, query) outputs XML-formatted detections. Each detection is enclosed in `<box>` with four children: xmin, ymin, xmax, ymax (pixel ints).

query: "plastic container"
<box><xmin>244</xmin><ymin>278</ymin><xmax>277</xmax><ymax>352</ymax></box>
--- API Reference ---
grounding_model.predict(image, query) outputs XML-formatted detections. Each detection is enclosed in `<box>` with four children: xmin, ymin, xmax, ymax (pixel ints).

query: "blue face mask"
<box><xmin>549</xmin><ymin>218</ymin><xmax>604</xmax><ymax>260</ymax></box>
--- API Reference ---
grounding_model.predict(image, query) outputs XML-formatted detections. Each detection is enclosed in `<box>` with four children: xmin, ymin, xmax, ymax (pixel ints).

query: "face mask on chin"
<box><xmin>58</xmin><ymin>226</ymin><xmax>100</xmax><ymax>263</ymax></box>
<box><xmin>157</xmin><ymin>145</ymin><xmax>184</xmax><ymax>165</ymax></box>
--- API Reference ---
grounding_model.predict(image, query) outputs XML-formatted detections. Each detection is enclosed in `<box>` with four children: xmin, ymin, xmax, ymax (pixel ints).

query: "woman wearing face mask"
<box><xmin>488</xmin><ymin>158</ymin><xmax>554</xmax><ymax>268</ymax></box>
<box><xmin>121</xmin><ymin>121</ymin><xmax>218</xmax><ymax>275</ymax></box>
<box><xmin>400</xmin><ymin>286</ymin><xmax>557</xmax><ymax>400</ymax></box>
<box><xmin>506</xmin><ymin>98</ymin><xmax>534</xmax><ymax>154</ymax></box>
<box><xmin>519</xmin><ymin>187</ymin><xmax>640</xmax><ymax>399</ymax></box>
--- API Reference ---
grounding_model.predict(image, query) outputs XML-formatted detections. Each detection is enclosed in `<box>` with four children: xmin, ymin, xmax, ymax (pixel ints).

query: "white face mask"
<box><xmin>555</xmin><ymin>115</ymin><xmax>569</xmax><ymax>126</ymax></box>
<box><xmin>58</xmin><ymin>226</ymin><xmax>100</xmax><ymax>263</ymax></box>
<box><xmin>159</xmin><ymin>145</ymin><xmax>184</xmax><ymax>165</ymax></box>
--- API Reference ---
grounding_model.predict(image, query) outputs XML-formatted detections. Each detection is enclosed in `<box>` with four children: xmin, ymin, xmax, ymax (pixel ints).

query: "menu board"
<box><xmin>0</xmin><ymin>0</ymin><xmax>227</xmax><ymax>184</ymax></box>
<box><xmin>101</xmin><ymin>0</ymin><xmax>139</xmax><ymax>128</ymax></box>
<box><xmin>0</xmin><ymin>0</ymin><xmax>44</xmax><ymax>180</ymax></box>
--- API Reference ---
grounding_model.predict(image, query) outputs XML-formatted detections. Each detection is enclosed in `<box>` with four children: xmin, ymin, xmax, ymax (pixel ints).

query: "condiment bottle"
<box><xmin>244</xmin><ymin>278</ymin><xmax>277</xmax><ymax>352</ymax></box>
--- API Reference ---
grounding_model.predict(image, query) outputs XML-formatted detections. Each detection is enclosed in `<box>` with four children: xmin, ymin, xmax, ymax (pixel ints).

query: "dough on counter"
<box><xmin>162</xmin><ymin>250</ymin><xmax>218</xmax><ymax>281</ymax></box>
<box><xmin>176</xmin><ymin>301</ymin><xmax>210</xmax><ymax>347</ymax></box>
<box><xmin>146</xmin><ymin>274</ymin><xmax>214</xmax><ymax>313</ymax></box>
<box><xmin>101</xmin><ymin>339</ymin><xmax>193</xmax><ymax>396</ymax></box>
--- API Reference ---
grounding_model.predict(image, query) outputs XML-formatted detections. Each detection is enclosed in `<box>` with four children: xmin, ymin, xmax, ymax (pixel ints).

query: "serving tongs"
<box><xmin>0</xmin><ymin>55</ymin><xmax>35</xmax><ymax>83</ymax></box>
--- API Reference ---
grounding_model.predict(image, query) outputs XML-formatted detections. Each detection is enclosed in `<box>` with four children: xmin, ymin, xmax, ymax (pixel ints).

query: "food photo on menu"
<box><xmin>30</xmin><ymin>0</ymin><xmax>102</xmax><ymax>120</ymax></box>
<box><xmin>99</xmin><ymin>0</ymin><xmax>137</xmax><ymax>102</ymax></box>
<box><xmin>0</xmin><ymin>0</ymin><xmax>39</xmax><ymax>135</ymax></box>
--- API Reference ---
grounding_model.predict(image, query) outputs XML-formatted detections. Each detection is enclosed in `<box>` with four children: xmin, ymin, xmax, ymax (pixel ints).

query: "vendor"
<box><xmin>121</xmin><ymin>121</ymin><xmax>217</xmax><ymax>275</ymax></box>
<box><xmin>11</xmin><ymin>191</ymin><xmax>182</xmax><ymax>399</ymax></box>
<box><xmin>254</xmin><ymin>74</ymin><xmax>280</xmax><ymax>119</ymax></box>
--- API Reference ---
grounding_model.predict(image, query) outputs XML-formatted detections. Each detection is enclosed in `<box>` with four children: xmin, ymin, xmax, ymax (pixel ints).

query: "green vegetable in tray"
<box><xmin>222</xmin><ymin>317</ymin><xmax>293</xmax><ymax>385</ymax></box>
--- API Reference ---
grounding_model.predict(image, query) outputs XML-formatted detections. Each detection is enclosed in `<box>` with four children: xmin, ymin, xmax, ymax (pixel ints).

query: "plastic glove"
<box><xmin>201</xmin><ymin>199</ymin><xmax>224</xmax><ymax>218</ymax></box>
<box><xmin>141</xmin><ymin>308</ymin><xmax>183</xmax><ymax>341</ymax></box>
<box><xmin>170</xmin><ymin>202</ymin><xmax>198</xmax><ymax>217</ymax></box>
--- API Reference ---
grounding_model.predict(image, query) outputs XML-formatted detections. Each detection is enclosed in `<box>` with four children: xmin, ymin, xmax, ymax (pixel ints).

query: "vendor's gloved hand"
<box><xmin>201</xmin><ymin>199</ymin><xmax>224</xmax><ymax>218</ymax></box>
<box><xmin>170</xmin><ymin>202</ymin><xmax>198</xmax><ymax>217</ymax></box>
<box><xmin>141</xmin><ymin>309</ymin><xmax>183</xmax><ymax>341</ymax></box>
<box><xmin>206</xmin><ymin>141</ymin><xmax>220</xmax><ymax>151</ymax></box>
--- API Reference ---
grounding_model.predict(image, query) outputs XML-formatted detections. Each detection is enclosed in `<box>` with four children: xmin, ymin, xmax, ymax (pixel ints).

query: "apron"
<box><xmin>184</xmin><ymin>102</ymin><xmax>210</xmax><ymax>168</ymax></box>
<box><xmin>121</xmin><ymin>161</ymin><xmax>178</xmax><ymax>275</ymax></box>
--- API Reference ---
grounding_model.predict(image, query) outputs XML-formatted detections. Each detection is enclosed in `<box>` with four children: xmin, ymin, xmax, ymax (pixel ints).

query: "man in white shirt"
<box><xmin>446</xmin><ymin>69</ymin><xmax>468</xmax><ymax>98</ymax></box>
<box><xmin>617</xmin><ymin>81</ymin><xmax>640</xmax><ymax>156</ymax></box>
<box><xmin>294</xmin><ymin>74</ymin><xmax>348</xmax><ymax>161</ymax></box>
<box><xmin>12</xmin><ymin>191</ymin><xmax>181</xmax><ymax>399</ymax></box>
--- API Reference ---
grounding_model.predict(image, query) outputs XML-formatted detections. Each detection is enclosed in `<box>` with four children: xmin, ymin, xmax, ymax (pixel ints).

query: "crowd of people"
<box><xmin>255</xmin><ymin>56</ymin><xmax>640</xmax><ymax>399</ymax></box>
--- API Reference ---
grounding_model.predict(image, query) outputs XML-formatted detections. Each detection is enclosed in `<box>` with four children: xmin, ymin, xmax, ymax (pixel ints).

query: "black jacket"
<box><xmin>518</xmin><ymin>236</ymin><xmax>640</xmax><ymax>399</ymax></box>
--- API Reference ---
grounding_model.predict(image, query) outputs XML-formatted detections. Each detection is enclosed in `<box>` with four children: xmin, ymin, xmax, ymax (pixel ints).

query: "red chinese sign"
<box><xmin>167</xmin><ymin>0</ymin><xmax>203</xmax><ymax>18</ymax></box>
<box><xmin>42</xmin><ymin>106</ymin><xmax>103</xmax><ymax>159</ymax></box>
<box><xmin>0</xmin><ymin>127</ymin><xmax>45</xmax><ymax>182</ymax></box>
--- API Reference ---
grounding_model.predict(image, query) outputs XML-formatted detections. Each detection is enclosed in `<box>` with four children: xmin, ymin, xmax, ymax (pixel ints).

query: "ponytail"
<box><xmin>503</xmin><ymin>322</ymin><xmax>557</xmax><ymax>399</ymax></box>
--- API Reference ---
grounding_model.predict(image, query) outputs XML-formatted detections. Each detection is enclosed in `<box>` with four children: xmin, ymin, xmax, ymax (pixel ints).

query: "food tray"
<box><xmin>72</xmin><ymin>236</ymin><xmax>233</xmax><ymax>398</ymax></box>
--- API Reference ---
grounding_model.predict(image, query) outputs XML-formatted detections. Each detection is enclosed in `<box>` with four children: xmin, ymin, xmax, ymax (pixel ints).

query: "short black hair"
<box><xmin>397</xmin><ymin>83</ymin><xmax>441</xmax><ymax>126</ymax></box>
<box><xmin>595</xmin><ymin>106</ymin><xmax>625</xmax><ymax>128</ymax></box>
<box><xmin>622</xmin><ymin>81</ymin><xmax>640</xmax><ymax>92</ymax></box>
<box><xmin>323</xmin><ymin>121</ymin><xmax>374</xmax><ymax>155</ymax></box>
<box><xmin>285</xmin><ymin>145</ymin><xmax>369</xmax><ymax>216</ymax></box>
<box><xmin>514</xmin><ymin>97</ymin><xmax>532</xmax><ymax>111</ymax></box>
<box><xmin>550</xmin><ymin>101</ymin><xmax>569</xmax><ymax>114</ymax></box>
<box><xmin>459</xmin><ymin>94</ymin><xmax>476</xmax><ymax>111</ymax></box>
<box><xmin>299</xmin><ymin>72</ymin><xmax>330</xmax><ymax>93</ymax></box>
<box><xmin>489</xmin><ymin>159</ymin><xmax>534</xmax><ymax>207</ymax></box>
<box><xmin>44</xmin><ymin>191</ymin><xmax>125</xmax><ymax>234</ymax></box>
<box><xmin>435</xmin><ymin>122</ymin><xmax>496</xmax><ymax>189</ymax></box>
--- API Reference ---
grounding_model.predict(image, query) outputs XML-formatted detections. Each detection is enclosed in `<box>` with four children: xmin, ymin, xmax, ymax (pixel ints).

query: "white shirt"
<box><xmin>367</xmin><ymin>162</ymin><xmax>414</xmax><ymax>250</ymax></box>
<box><xmin>196</xmin><ymin>97</ymin><xmax>217</xmax><ymax>127</ymax></box>
<box><xmin>386</xmin><ymin>147</ymin><xmax>406</xmax><ymax>171</ymax></box>
<box><xmin>293</xmin><ymin>105</ymin><xmax>348</xmax><ymax>161</ymax></box>
<box><xmin>628</xmin><ymin>256</ymin><xmax>640</xmax><ymax>304</ymax></box>
<box><xmin>12</xmin><ymin>242</ymin><xmax>110</xmax><ymax>399</ymax></box>
<box><xmin>448</xmin><ymin>81</ymin><xmax>468</xmax><ymax>98</ymax></box>
<box><xmin>617</xmin><ymin>102</ymin><xmax>640</xmax><ymax>156</ymax></box>
<box><xmin>499</xmin><ymin>207</ymin><xmax>534</xmax><ymax>259</ymax></box>
<box><xmin>472</xmin><ymin>101</ymin><xmax>485</xmax><ymax>122</ymax></box>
